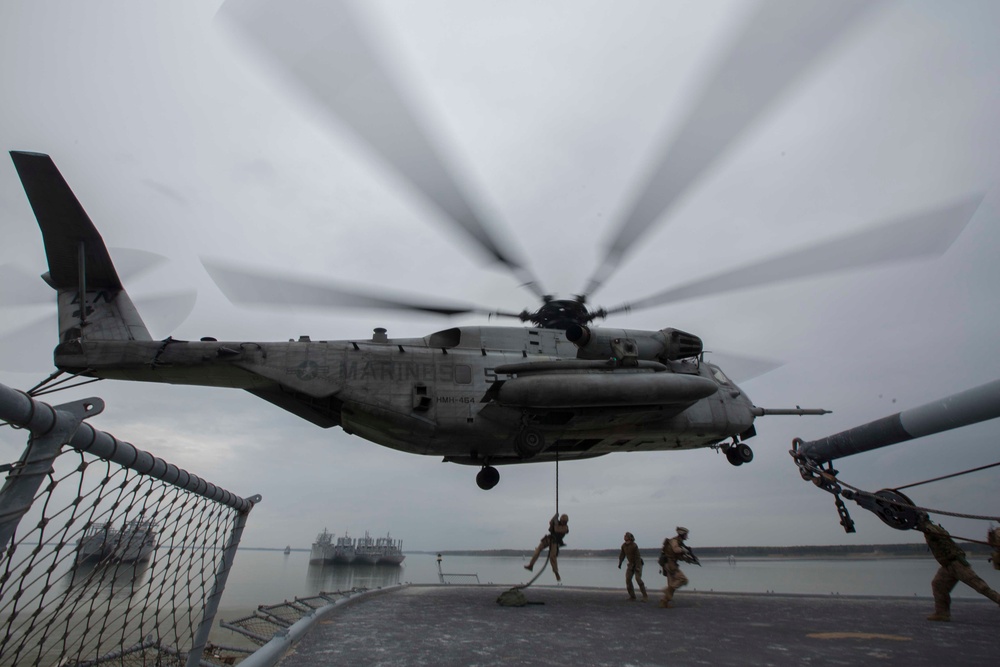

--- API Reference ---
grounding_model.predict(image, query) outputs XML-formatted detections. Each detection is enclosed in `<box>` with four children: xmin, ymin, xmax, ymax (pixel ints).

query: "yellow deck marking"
<box><xmin>808</xmin><ymin>632</ymin><xmax>911</xmax><ymax>641</ymax></box>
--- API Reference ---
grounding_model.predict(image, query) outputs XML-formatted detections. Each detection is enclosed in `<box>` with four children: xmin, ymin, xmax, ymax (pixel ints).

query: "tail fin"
<box><xmin>10</xmin><ymin>151</ymin><xmax>152</xmax><ymax>343</ymax></box>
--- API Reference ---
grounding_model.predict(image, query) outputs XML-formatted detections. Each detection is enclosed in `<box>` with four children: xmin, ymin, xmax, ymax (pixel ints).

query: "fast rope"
<box><xmin>516</xmin><ymin>551</ymin><xmax>551</xmax><ymax>589</ymax></box>
<box><xmin>499</xmin><ymin>421</ymin><xmax>562</xmax><ymax>604</ymax></box>
<box><xmin>555</xmin><ymin>450</ymin><xmax>559</xmax><ymax>517</ymax></box>
<box><xmin>511</xmin><ymin>453</ymin><xmax>561</xmax><ymax>593</ymax></box>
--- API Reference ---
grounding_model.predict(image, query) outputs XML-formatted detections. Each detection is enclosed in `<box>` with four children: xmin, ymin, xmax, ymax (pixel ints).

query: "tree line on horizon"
<box><xmin>426</xmin><ymin>542</ymin><xmax>993</xmax><ymax>559</ymax></box>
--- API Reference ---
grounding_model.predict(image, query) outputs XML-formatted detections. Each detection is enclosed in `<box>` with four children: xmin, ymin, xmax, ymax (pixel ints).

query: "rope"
<box><xmin>555</xmin><ymin>451</ymin><xmax>559</xmax><ymax>517</ymax></box>
<box><xmin>796</xmin><ymin>454</ymin><xmax>1000</xmax><ymax>544</ymax></box>
<box><xmin>795</xmin><ymin>448</ymin><xmax>1000</xmax><ymax>525</ymax></box>
<box><xmin>846</xmin><ymin>487</ymin><xmax>1000</xmax><ymax>544</ymax></box>
<box><xmin>940</xmin><ymin>533</ymin><xmax>994</xmax><ymax>547</ymax></box>
<box><xmin>894</xmin><ymin>461</ymin><xmax>1000</xmax><ymax>491</ymax></box>
<box><xmin>515</xmin><ymin>551</ymin><xmax>550</xmax><ymax>590</ymax></box>
<box><xmin>515</xmin><ymin>453</ymin><xmax>563</xmax><ymax>592</ymax></box>
<box><xmin>835</xmin><ymin>478</ymin><xmax>1000</xmax><ymax>524</ymax></box>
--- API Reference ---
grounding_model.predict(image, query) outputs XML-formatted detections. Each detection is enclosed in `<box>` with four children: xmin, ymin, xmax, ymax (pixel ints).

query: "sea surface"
<box><xmin>13</xmin><ymin>546</ymin><xmax>995</xmax><ymax>653</ymax></box>
<box><xmin>216</xmin><ymin>548</ymin><xmax>1000</xmax><ymax>612</ymax></box>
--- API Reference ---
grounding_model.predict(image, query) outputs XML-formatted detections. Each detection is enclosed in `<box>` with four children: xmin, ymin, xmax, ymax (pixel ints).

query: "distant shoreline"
<box><xmin>243</xmin><ymin>543</ymin><xmax>994</xmax><ymax>559</ymax></box>
<box><xmin>411</xmin><ymin>543</ymin><xmax>994</xmax><ymax>559</ymax></box>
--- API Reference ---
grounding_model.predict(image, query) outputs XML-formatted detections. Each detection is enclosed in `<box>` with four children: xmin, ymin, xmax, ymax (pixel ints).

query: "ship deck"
<box><xmin>277</xmin><ymin>585</ymin><xmax>999</xmax><ymax>666</ymax></box>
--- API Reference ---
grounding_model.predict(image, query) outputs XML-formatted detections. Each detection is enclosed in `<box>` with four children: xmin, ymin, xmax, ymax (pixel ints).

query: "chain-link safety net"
<box><xmin>0</xmin><ymin>435</ymin><xmax>249</xmax><ymax>666</ymax></box>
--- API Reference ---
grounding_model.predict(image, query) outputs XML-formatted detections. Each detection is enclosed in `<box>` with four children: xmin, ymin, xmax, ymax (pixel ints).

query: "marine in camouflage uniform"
<box><xmin>618</xmin><ymin>532</ymin><xmax>648</xmax><ymax>601</ymax></box>
<box><xmin>917</xmin><ymin>514</ymin><xmax>1000</xmax><ymax>622</ymax></box>
<box><xmin>659</xmin><ymin>527</ymin><xmax>691</xmax><ymax>608</ymax></box>
<box><xmin>988</xmin><ymin>526</ymin><xmax>1000</xmax><ymax>571</ymax></box>
<box><xmin>524</xmin><ymin>513</ymin><xmax>569</xmax><ymax>582</ymax></box>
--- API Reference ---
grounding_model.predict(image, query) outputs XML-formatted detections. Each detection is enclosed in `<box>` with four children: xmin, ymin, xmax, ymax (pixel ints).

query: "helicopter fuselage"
<box><xmin>53</xmin><ymin>324</ymin><xmax>757</xmax><ymax>467</ymax></box>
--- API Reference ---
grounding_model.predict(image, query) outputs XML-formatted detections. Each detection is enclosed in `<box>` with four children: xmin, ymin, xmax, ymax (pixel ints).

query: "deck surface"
<box><xmin>277</xmin><ymin>584</ymin><xmax>1000</xmax><ymax>666</ymax></box>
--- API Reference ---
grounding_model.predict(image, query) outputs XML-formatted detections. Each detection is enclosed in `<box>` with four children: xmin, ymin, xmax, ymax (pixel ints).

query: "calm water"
<box><xmin>216</xmin><ymin>549</ymin><xmax>1000</xmax><ymax>613</ymax></box>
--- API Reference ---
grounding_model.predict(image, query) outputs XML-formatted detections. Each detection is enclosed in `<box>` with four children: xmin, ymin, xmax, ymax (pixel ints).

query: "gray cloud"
<box><xmin>1</xmin><ymin>1</ymin><xmax>999</xmax><ymax>552</ymax></box>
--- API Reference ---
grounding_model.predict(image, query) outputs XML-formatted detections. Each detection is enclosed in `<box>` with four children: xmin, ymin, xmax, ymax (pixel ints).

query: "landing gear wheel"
<box><xmin>476</xmin><ymin>465</ymin><xmax>500</xmax><ymax>490</ymax></box>
<box><xmin>725</xmin><ymin>447</ymin><xmax>743</xmax><ymax>466</ymax></box>
<box><xmin>734</xmin><ymin>443</ymin><xmax>753</xmax><ymax>464</ymax></box>
<box><xmin>514</xmin><ymin>428</ymin><xmax>545</xmax><ymax>459</ymax></box>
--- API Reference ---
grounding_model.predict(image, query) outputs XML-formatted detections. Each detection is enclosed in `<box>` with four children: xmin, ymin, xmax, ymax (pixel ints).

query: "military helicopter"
<box><xmin>5</xmin><ymin>2</ymin><xmax>984</xmax><ymax>489</ymax></box>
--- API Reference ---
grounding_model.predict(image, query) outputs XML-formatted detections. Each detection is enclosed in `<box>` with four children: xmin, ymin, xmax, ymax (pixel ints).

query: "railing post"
<box><xmin>185</xmin><ymin>493</ymin><xmax>262</xmax><ymax>667</ymax></box>
<box><xmin>0</xmin><ymin>396</ymin><xmax>103</xmax><ymax>556</ymax></box>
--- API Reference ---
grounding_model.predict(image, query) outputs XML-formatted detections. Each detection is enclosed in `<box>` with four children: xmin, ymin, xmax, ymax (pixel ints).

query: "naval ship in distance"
<box><xmin>76</xmin><ymin>520</ymin><xmax>157</xmax><ymax>564</ymax></box>
<box><xmin>309</xmin><ymin>529</ymin><xmax>404</xmax><ymax>565</ymax></box>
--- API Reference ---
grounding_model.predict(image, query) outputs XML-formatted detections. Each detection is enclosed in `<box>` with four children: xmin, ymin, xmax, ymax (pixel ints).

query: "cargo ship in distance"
<box><xmin>309</xmin><ymin>529</ymin><xmax>404</xmax><ymax>565</ymax></box>
<box><xmin>314</xmin><ymin>530</ymin><xmax>357</xmax><ymax>563</ymax></box>
<box><xmin>309</xmin><ymin>529</ymin><xmax>335</xmax><ymax>563</ymax></box>
<box><xmin>76</xmin><ymin>520</ymin><xmax>157</xmax><ymax>564</ymax></box>
<box><xmin>376</xmin><ymin>532</ymin><xmax>405</xmax><ymax>565</ymax></box>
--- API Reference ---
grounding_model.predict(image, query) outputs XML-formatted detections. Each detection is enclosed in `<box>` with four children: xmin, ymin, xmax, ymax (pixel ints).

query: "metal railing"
<box><xmin>435</xmin><ymin>554</ymin><xmax>480</xmax><ymax>584</ymax></box>
<box><xmin>216</xmin><ymin>588</ymin><xmax>391</xmax><ymax>667</ymax></box>
<box><xmin>0</xmin><ymin>383</ymin><xmax>259</xmax><ymax>666</ymax></box>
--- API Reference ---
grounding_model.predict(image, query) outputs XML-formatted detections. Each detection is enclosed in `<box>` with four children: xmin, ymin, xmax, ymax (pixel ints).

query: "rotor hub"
<box><xmin>527</xmin><ymin>298</ymin><xmax>595</xmax><ymax>330</ymax></box>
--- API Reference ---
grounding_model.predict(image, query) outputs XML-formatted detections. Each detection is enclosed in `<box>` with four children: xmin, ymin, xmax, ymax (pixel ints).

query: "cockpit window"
<box><xmin>711</xmin><ymin>367</ymin><xmax>731</xmax><ymax>385</ymax></box>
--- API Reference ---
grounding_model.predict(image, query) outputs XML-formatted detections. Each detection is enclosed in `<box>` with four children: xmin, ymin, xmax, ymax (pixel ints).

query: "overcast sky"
<box><xmin>1</xmin><ymin>0</ymin><xmax>999</xmax><ymax>553</ymax></box>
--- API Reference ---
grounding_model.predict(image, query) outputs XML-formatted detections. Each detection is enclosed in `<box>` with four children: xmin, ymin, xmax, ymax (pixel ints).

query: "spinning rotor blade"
<box><xmin>604</xmin><ymin>194</ymin><xmax>984</xmax><ymax>316</ymax></box>
<box><xmin>1</xmin><ymin>250</ymin><xmax>171</xmax><ymax>307</ymax></box>
<box><xmin>203</xmin><ymin>259</ymin><xmax>515</xmax><ymax>319</ymax></box>
<box><xmin>137</xmin><ymin>290</ymin><xmax>198</xmax><ymax>339</ymax></box>
<box><xmin>0</xmin><ymin>290</ymin><xmax>196</xmax><ymax>372</ymax></box>
<box><xmin>109</xmin><ymin>248</ymin><xmax>171</xmax><ymax>283</ymax></box>
<box><xmin>0</xmin><ymin>264</ymin><xmax>51</xmax><ymax>306</ymax></box>
<box><xmin>0</xmin><ymin>313</ymin><xmax>56</xmax><ymax>373</ymax></box>
<box><xmin>219</xmin><ymin>0</ymin><xmax>544</xmax><ymax>298</ymax></box>
<box><xmin>702</xmin><ymin>351</ymin><xmax>783</xmax><ymax>384</ymax></box>
<box><xmin>585</xmin><ymin>0</ymin><xmax>875</xmax><ymax>297</ymax></box>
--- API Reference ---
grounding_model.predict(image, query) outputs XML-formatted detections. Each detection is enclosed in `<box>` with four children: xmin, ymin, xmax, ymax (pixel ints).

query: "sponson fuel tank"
<box><xmin>496</xmin><ymin>371</ymin><xmax>718</xmax><ymax>408</ymax></box>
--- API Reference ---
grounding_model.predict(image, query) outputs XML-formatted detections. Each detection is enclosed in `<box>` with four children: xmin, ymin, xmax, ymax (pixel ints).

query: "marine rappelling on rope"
<box><xmin>498</xmin><ymin>456</ymin><xmax>565</xmax><ymax>606</ymax></box>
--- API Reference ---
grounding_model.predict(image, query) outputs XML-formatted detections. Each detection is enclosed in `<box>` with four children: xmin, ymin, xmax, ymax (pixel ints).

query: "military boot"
<box><xmin>926</xmin><ymin>612</ymin><xmax>951</xmax><ymax>622</ymax></box>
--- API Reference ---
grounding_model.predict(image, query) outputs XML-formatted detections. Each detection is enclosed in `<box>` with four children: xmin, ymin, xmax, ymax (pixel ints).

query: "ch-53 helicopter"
<box><xmin>9</xmin><ymin>141</ymin><xmax>977</xmax><ymax>490</ymax></box>
<box><xmin>5</xmin><ymin>1</ymin><xmax>984</xmax><ymax>489</ymax></box>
